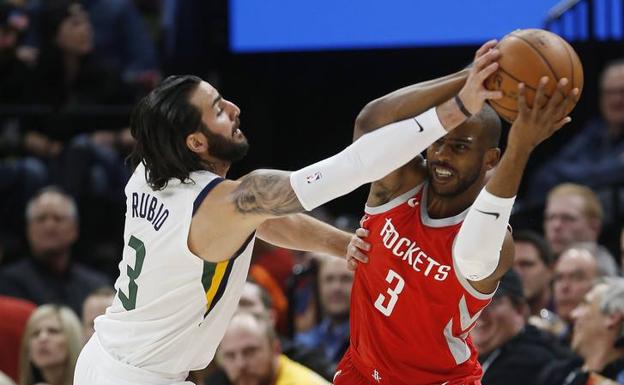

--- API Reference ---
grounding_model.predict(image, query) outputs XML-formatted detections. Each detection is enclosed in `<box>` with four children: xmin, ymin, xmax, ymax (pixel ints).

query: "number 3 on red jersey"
<box><xmin>374</xmin><ymin>269</ymin><xmax>405</xmax><ymax>316</ymax></box>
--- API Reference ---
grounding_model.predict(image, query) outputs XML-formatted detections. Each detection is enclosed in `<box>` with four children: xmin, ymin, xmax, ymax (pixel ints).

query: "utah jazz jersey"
<box><xmin>95</xmin><ymin>163</ymin><xmax>255</xmax><ymax>379</ymax></box>
<box><xmin>344</xmin><ymin>183</ymin><xmax>494</xmax><ymax>385</ymax></box>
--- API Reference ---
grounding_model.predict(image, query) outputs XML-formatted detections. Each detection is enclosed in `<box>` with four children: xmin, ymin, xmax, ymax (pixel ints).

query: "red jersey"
<box><xmin>348</xmin><ymin>183</ymin><xmax>494</xmax><ymax>385</ymax></box>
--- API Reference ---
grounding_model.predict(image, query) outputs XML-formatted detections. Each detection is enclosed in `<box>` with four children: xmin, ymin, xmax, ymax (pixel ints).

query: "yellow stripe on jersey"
<box><xmin>205</xmin><ymin>260</ymin><xmax>229</xmax><ymax>309</ymax></box>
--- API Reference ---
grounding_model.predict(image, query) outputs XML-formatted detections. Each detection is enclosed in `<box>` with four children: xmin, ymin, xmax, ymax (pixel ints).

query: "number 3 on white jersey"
<box><xmin>374</xmin><ymin>269</ymin><xmax>405</xmax><ymax>316</ymax></box>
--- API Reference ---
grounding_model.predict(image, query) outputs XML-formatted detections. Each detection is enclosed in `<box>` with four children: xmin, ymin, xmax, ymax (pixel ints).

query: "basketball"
<box><xmin>485</xmin><ymin>29</ymin><xmax>584</xmax><ymax>123</ymax></box>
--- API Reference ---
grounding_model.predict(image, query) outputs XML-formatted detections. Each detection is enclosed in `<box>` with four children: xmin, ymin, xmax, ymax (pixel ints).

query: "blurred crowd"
<box><xmin>0</xmin><ymin>0</ymin><xmax>623</xmax><ymax>384</ymax></box>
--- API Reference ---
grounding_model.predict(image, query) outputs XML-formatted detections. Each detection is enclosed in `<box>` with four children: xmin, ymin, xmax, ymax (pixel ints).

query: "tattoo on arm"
<box><xmin>232</xmin><ymin>170</ymin><xmax>305</xmax><ymax>215</ymax></box>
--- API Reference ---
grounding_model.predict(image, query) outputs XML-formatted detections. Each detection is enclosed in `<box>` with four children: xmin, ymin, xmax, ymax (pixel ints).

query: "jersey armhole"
<box><xmin>193</xmin><ymin>178</ymin><xmax>225</xmax><ymax>216</ymax></box>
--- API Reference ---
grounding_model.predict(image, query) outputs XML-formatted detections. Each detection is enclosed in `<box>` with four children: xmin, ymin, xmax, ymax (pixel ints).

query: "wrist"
<box><xmin>436</xmin><ymin>98</ymin><xmax>468</xmax><ymax>132</ymax></box>
<box><xmin>502</xmin><ymin>144</ymin><xmax>531</xmax><ymax>163</ymax></box>
<box><xmin>454</xmin><ymin>95</ymin><xmax>472</xmax><ymax>118</ymax></box>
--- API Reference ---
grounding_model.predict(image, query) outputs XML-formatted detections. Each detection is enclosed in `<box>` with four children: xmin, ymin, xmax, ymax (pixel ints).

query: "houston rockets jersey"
<box><xmin>348</xmin><ymin>183</ymin><xmax>495</xmax><ymax>385</ymax></box>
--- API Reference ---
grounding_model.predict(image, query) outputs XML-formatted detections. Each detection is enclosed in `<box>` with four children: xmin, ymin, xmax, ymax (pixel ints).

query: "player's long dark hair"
<box><xmin>129</xmin><ymin>75</ymin><xmax>208</xmax><ymax>190</ymax></box>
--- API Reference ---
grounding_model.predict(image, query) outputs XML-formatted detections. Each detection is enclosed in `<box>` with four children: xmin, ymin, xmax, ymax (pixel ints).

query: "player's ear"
<box><xmin>484</xmin><ymin>148</ymin><xmax>501</xmax><ymax>171</ymax></box>
<box><xmin>186</xmin><ymin>132</ymin><xmax>208</xmax><ymax>154</ymax></box>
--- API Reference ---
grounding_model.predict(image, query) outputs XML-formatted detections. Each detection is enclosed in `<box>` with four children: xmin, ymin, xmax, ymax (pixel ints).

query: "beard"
<box><xmin>427</xmin><ymin>162</ymin><xmax>481</xmax><ymax>197</ymax></box>
<box><xmin>232</xmin><ymin>366</ymin><xmax>275</xmax><ymax>385</ymax></box>
<box><xmin>204</xmin><ymin>125</ymin><xmax>250</xmax><ymax>163</ymax></box>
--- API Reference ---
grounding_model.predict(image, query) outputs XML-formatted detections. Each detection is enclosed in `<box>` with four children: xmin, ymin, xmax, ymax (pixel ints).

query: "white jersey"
<box><xmin>94</xmin><ymin>163</ymin><xmax>255</xmax><ymax>379</ymax></box>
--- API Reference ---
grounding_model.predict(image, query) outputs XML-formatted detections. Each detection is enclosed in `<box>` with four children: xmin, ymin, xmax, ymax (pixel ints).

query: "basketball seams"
<box><xmin>510</xmin><ymin>33</ymin><xmax>560</xmax><ymax>81</ymax></box>
<box><xmin>559</xmin><ymin>37</ymin><xmax>576</xmax><ymax>89</ymax></box>
<box><xmin>489</xmin><ymin>99</ymin><xmax>516</xmax><ymax>112</ymax></box>
<box><xmin>498</xmin><ymin>68</ymin><xmax>538</xmax><ymax>91</ymax></box>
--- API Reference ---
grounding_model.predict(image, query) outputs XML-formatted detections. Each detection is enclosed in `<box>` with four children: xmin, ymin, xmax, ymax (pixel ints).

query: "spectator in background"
<box><xmin>0</xmin><ymin>1</ymin><xmax>47</xmax><ymax>262</ymax></box>
<box><xmin>0</xmin><ymin>1</ymin><xmax>29</xmax><ymax>102</ymax></box>
<box><xmin>528</xmin><ymin>59</ymin><xmax>624</xmax><ymax>207</ymax></box>
<box><xmin>513</xmin><ymin>230</ymin><xmax>555</xmax><ymax>317</ymax></box>
<box><xmin>24</xmin><ymin>0</ymin><xmax>159</xmax><ymax>91</ymax></box>
<box><xmin>18</xmin><ymin>304</ymin><xmax>83</xmax><ymax>385</ymax></box>
<box><xmin>0</xmin><ymin>296</ymin><xmax>36</xmax><ymax>383</ymax></box>
<box><xmin>204</xmin><ymin>281</ymin><xmax>333</xmax><ymax>384</ymax></box>
<box><xmin>216</xmin><ymin>312</ymin><xmax>330</xmax><ymax>385</ymax></box>
<box><xmin>0</xmin><ymin>187</ymin><xmax>109</xmax><ymax>316</ymax></box>
<box><xmin>538</xmin><ymin>278</ymin><xmax>624</xmax><ymax>385</ymax></box>
<box><xmin>572</xmin><ymin>242</ymin><xmax>621</xmax><ymax>277</ymax></box>
<box><xmin>550</xmin><ymin>243</ymin><xmax>619</xmax><ymax>343</ymax></box>
<box><xmin>84</xmin><ymin>0</ymin><xmax>160</xmax><ymax>91</ymax></box>
<box><xmin>295</xmin><ymin>254</ymin><xmax>352</xmax><ymax>370</ymax></box>
<box><xmin>80</xmin><ymin>286</ymin><xmax>114</xmax><ymax>343</ymax></box>
<box><xmin>543</xmin><ymin>183</ymin><xmax>605</xmax><ymax>257</ymax></box>
<box><xmin>472</xmin><ymin>270</ymin><xmax>571</xmax><ymax>385</ymax></box>
<box><xmin>21</xmin><ymin>0</ymin><xmax>134</xmax><ymax>203</ymax></box>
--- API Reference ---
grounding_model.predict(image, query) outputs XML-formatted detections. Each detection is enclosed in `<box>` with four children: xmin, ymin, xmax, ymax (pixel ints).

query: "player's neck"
<box><xmin>201</xmin><ymin>158</ymin><xmax>230</xmax><ymax>177</ymax></box>
<box><xmin>425</xmin><ymin>182</ymin><xmax>482</xmax><ymax>219</ymax></box>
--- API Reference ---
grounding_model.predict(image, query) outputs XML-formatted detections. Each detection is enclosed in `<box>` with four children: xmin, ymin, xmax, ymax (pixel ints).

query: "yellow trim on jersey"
<box><xmin>205</xmin><ymin>260</ymin><xmax>229</xmax><ymax>308</ymax></box>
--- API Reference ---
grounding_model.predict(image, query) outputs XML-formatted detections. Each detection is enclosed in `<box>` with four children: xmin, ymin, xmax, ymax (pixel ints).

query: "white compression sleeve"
<box><xmin>290</xmin><ymin>107</ymin><xmax>447</xmax><ymax>211</ymax></box>
<box><xmin>453</xmin><ymin>188</ymin><xmax>516</xmax><ymax>281</ymax></box>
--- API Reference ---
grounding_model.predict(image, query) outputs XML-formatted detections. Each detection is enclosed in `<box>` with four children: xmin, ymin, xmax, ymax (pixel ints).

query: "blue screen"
<box><xmin>230</xmin><ymin>0</ymin><xmax>560</xmax><ymax>52</ymax></box>
<box><xmin>230</xmin><ymin>0</ymin><xmax>618</xmax><ymax>53</ymax></box>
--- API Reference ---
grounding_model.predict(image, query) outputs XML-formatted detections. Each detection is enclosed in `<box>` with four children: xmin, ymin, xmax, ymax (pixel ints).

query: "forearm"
<box><xmin>354</xmin><ymin>69</ymin><xmax>469</xmax><ymax>139</ymax></box>
<box><xmin>485</xmin><ymin>146</ymin><xmax>530</xmax><ymax>198</ymax></box>
<box><xmin>291</xmin><ymin>105</ymin><xmax>467</xmax><ymax>210</ymax></box>
<box><xmin>454</xmin><ymin>148</ymin><xmax>526</xmax><ymax>281</ymax></box>
<box><xmin>257</xmin><ymin>214</ymin><xmax>351</xmax><ymax>257</ymax></box>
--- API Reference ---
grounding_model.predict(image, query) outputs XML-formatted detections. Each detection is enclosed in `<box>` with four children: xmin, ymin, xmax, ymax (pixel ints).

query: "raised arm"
<box><xmin>354</xmin><ymin>69</ymin><xmax>468</xmax><ymax>140</ymax></box>
<box><xmin>355</xmin><ymin>41</ymin><xmax>503</xmax><ymax>206</ymax></box>
<box><xmin>454</xmin><ymin>77</ymin><xmax>581</xmax><ymax>294</ymax></box>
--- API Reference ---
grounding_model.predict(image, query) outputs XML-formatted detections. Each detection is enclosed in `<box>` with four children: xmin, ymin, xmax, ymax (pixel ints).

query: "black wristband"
<box><xmin>454</xmin><ymin>95</ymin><xmax>472</xmax><ymax>118</ymax></box>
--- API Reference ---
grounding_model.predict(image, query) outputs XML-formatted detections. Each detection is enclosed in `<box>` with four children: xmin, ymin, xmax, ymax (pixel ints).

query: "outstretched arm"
<box><xmin>354</xmin><ymin>69</ymin><xmax>468</xmax><ymax>140</ymax></box>
<box><xmin>225</xmin><ymin>42</ymin><xmax>502</xmax><ymax>222</ymax></box>
<box><xmin>257</xmin><ymin>214</ymin><xmax>354</xmax><ymax>258</ymax></box>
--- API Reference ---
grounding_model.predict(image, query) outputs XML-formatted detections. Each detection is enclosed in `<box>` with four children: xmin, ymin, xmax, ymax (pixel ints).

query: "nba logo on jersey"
<box><xmin>305</xmin><ymin>171</ymin><xmax>322</xmax><ymax>183</ymax></box>
<box><xmin>372</xmin><ymin>369</ymin><xmax>382</xmax><ymax>383</ymax></box>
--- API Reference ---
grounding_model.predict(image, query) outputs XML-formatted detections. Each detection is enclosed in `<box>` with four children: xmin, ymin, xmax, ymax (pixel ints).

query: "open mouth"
<box><xmin>431</xmin><ymin>165</ymin><xmax>455</xmax><ymax>182</ymax></box>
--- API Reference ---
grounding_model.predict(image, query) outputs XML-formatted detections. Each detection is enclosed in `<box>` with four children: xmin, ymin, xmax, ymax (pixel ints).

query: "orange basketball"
<box><xmin>485</xmin><ymin>29</ymin><xmax>584</xmax><ymax>123</ymax></box>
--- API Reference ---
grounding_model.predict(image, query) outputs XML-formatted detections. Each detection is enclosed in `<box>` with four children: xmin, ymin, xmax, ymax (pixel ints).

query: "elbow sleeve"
<box><xmin>290</xmin><ymin>107</ymin><xmax>447</xmax><ymax>210</ymax></box>
<box><xmin>453</xmin><ymin>188</ymin><xmax>515</xmax><ymax>281</ymax></box>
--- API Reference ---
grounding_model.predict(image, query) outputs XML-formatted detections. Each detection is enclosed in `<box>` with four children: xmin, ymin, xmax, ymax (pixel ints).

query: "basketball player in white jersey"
<box><xmin>74</xmin><ymin>41</ymin><xmax>505</xmax><ymax>385</ymax></box>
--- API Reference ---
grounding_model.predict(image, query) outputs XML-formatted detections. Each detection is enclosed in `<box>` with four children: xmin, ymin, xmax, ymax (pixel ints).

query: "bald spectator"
<box><xmin>538</xmin><ymin>278</ymin><xmax>624</xmax><ymax>385</ymax></box>
<box><xmin>295</xmin><ymin>254</ymin><xmax>352</xmax><ymax>368</ymax></box>
<box><xmin>554</xmin><ymin>246</ymin><xmax>601</xmax><ymax>327</ymax></box>
<box><xmin>544</xmin><ymin>183</ymin><xmax>604</xmax><ymax>257</ymax></box>
<box><xmin>216</xmin><ymin>312</ymin><xmax>330</xmax><ymax>385</ymax></box>
<box><xmin>550</xmin><ymin>243</ymin><xmax>619</xmax><ymax>344</ymax></box>
<box><xmin>81</xmin><ymin>286</ymin><xmax>115</xmax><ymax>342</ymax></box>
<box><xmin>0</xmin><ymin>187</ymin><xmax>109</xmax><ymax>316</ymax></box>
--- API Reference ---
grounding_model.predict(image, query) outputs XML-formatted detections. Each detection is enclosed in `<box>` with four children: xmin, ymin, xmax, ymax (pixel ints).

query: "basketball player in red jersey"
<box><xmin>334</xmin><ymin>41</ymin><xmax>580</xmax><ymax>385</ymax></box>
